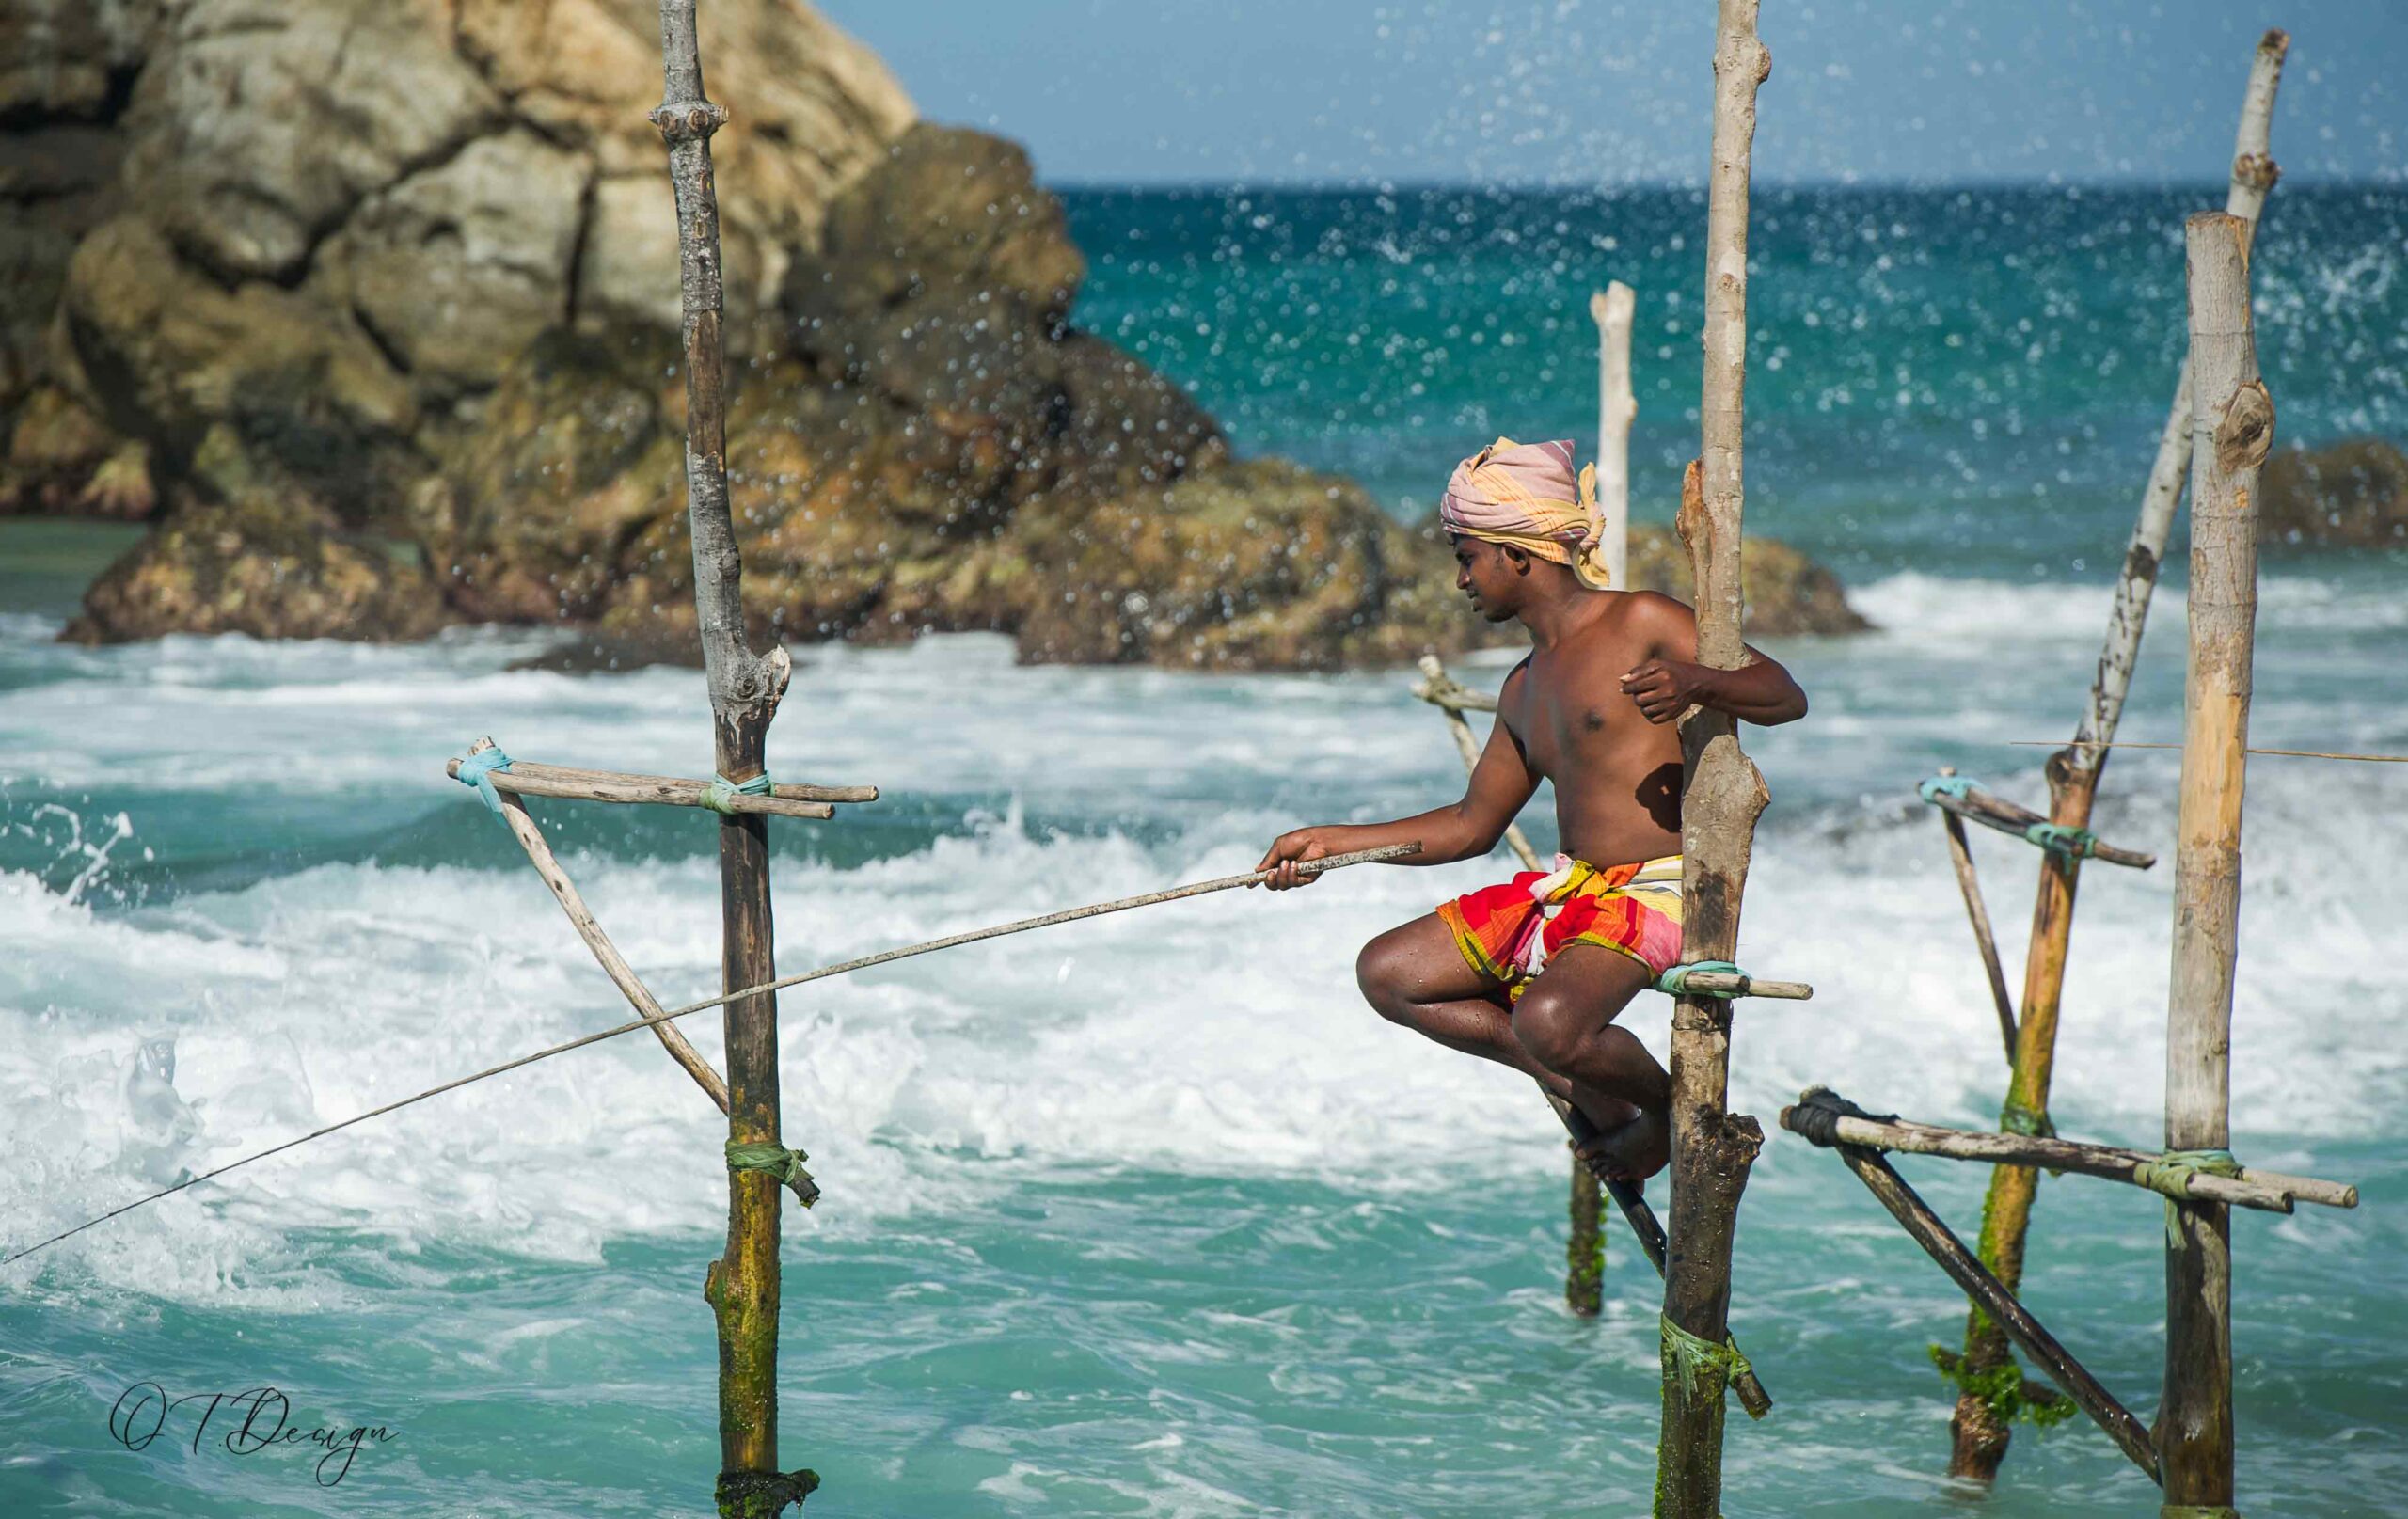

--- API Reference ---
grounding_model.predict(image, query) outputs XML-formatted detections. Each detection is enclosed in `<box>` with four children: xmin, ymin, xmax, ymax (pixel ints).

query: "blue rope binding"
<box><xmin>2023</xmin><ymin>822</ymin><xmax>2099</xmax><ymax>861</ymax></box>
<box><xmin>1656</xmin><ymin>959</ymin><xmax>1745</xmax><ymax>997</ymax></box>
<box><xmin>700</xmin><ymin>772</ymin><xmax>776</xmax><ymax>815</ymax></box>
<box><xmin>453</xmin><ymin>747</ymin><xmax>514</xmax><ymax>816</ymax></box>
<box><xmin>1917</xmin><ymin>775</ymin><xmax>1979</xmax><ymax>804</ymax></box>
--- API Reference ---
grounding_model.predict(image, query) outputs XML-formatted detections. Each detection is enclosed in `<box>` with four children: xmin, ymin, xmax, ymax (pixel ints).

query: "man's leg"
<box><xmin>1355</xmin><ymin>913</ymin><xmax>1560</xmax><ymax>1086</ymax></box>
<box><xmin>1510</xmin><ymin>944</ymin><xmax>1671</xmax><ymax>1180</ymax></box>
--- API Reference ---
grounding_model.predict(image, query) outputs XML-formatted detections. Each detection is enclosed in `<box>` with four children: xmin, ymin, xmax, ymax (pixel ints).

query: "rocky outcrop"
<box><xmin>12</xmin><ymin>0</ymin><xmax>1866</xmax><ymax>661</ymax></box>
<box><xmin>2260</xmin><ymin>437</ymin><xmax>2408</xmax><ymax>548</ymax></box>
<box><xmin>6</xmin><ymin>0</ymin><xmax>911</xmax><ymax>517</ymax></box>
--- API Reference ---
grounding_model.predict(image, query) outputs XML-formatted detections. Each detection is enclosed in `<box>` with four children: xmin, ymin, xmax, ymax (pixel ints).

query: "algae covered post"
<box><xmin>650</xmin><ymin>1</ymin><xmax>809</xmax><ymax>1513</ymax></box>
<box><xmin>2160</xmin><ymin>208</ymin><xmax>2273</xmax><ymax>1518</ymax></box>
<box><xmin>1655</xmin><ymin>1</ymin><xmax>1772</xmax><ymax>1512</ymax></box>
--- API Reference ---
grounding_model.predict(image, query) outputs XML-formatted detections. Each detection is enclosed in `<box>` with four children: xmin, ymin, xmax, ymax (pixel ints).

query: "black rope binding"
<box><xmin>716</xmin><ymin>1466</ymin><xmax>820</xmax><ymax>1516</ymax></box>
<box><xmin>1789</xmin><ymin>1086</ymin><xmax>1898</xmax><ymax>1148</ymax></box>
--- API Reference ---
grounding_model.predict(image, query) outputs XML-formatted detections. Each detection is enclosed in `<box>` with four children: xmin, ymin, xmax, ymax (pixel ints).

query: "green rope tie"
<box><xmin>2132</xmin><ymin>1147</ymin><xmax>2242</xmax><ymax>1199</ymax></box>
<box><xmin>1999</xmin><ymin>1099</ymin><xmax>2056</xmax><ymax>1140</ymax></box>
<box><xmin>1656</xmin><ymin>959</ymin><xmax>1744</xmax><ymax>997</ymax></box>
<box><xmin>727</xmin><ymin>1140</ymin><xmax>820</xmax><ymax>1208</ymax></box>
<box><xmin>716</xmin><ymin>1466</ymin><xmax>819</xmax><ymax>1515</ymax></box>
<box><xmin>2160</xmin><ymin>1507</ymin><xmax>2242</xmax><ymax>1519</ymax></box>
<box><xmin>2023</xmin><ymin>822</ymin><xmax>2099</xmax><ymax>860</ymax></box>
<box><xmin>701</xmin><ymin>771</ymin><xmax>777</xmax><ymax>815</ymax></box>
<box><xmin>1659</xmin><ymin>1314</ymin><xmax>1752</xmax><ymax>1404</ymax></box>
<box><xmin>452</xmin><ymin>747</ymin><xmax>514</xmax><ymax>816</ymax></box>
<box><xmin>1918</xmin><ymin>775</ymin><xmax>1979</xmax><ymax>804</ymax></box>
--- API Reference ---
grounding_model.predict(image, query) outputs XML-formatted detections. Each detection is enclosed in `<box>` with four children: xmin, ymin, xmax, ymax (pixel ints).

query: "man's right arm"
<box><xmin>1255</xmin><ymin>671</ymin><xmax>1539</xmax><ymax>889</ymax></box>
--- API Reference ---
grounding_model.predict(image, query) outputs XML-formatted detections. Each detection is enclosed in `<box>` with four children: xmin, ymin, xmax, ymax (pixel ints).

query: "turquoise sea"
<box><xmin>3</xmin><ymin>184</ymin><xmax>2402</xmax><ymax>1516</ymax></box>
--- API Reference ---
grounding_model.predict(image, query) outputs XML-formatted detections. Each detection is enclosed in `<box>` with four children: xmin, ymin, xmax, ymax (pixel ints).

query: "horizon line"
<box><xmin>1040</xmin><ymin>173</ymin><xmax>2403</xmax><ymax>196</ymax></box>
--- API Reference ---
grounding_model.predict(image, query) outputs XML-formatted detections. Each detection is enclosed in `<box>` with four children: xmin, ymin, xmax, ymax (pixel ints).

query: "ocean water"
<box><xmin>3</xmin><ymin>184</ymin><xmax>2404</xmax><ymax>1517</ymax></box>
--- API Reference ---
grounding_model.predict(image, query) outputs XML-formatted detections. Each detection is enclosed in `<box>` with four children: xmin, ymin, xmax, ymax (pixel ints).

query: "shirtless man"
<box><xmin>1255</xmin><ymin>437</ymin><xmax>1807</xmax><ymax>1181</ymax></box>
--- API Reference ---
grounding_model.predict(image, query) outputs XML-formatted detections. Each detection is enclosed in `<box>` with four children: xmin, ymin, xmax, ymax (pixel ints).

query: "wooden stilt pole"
<box><xmin>1654</xmin><ymin>3</ymin><xmax>1770</xmax><ymax>1512</ymax></box>
<box><xmin>2159</xmin><ymin>208</ymin><xmax>2271</xmax><ymax>1519</ymax></box>
<box><xmin>1591</xmin><ymin>281</ymin><xmax>1638</xmax><ymax>593</ymax></box>
<box><xmin>1948</xmin><ymin>32</ymin><xmax>2286</xmax><ymax>1480</ymax></box>
<box><xmin>649</xmin><ymin>5</ymin><xmax>807</xmax><ymax>1513</ymax></box>
<box><xmin>1932</xmin><ymin>767</ymin><xmax>2019</xmax><ymax>1063</ymax></box>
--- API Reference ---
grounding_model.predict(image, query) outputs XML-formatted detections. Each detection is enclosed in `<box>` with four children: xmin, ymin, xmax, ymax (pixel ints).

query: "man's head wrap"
<box><xmin>1438</xmin><ymin>436</ymin><xmax>1611</xmax><ymax>589</ymax></box>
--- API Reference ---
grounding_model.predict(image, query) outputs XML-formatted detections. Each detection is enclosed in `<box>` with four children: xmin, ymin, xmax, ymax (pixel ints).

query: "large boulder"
<box><xmin>24</xmin><ymin>0</ymin><xmax>1869</xmax><ymax>660</ymax></box>
<box><xmin>8</xmin><ymin>0</ymin><xmax>911</xmax><ymax>513</ymax></box>
<box><xmin>64</xmin><ymin>425</ymin><xmax>450</xmax><ymax>642</ymax></box>
<box><xmin>2260</xmin><ymin>437</ymin><xmax>2408</xmax><ymax>548</ymax></box>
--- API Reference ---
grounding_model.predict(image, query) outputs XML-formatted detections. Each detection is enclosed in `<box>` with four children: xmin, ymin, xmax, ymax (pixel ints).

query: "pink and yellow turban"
<box><xmin>1438</xmin><ymin>436</ymin><xmax>1610</xmax><ymax>589</ymax></box>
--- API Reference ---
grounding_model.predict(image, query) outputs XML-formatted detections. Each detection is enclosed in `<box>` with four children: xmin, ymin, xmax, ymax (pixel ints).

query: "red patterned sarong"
<box><xmin>1435</xmin><ymin>853</ymin><xmax>1684</xmax><ymax>1004</ymax></box>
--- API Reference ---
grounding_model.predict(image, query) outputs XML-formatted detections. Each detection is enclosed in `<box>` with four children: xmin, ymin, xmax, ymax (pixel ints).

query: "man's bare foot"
<box><xmin>1579</xmin><ymin>1106</ymin><xmax>1671</xmax><ymax>1182</ymax></box>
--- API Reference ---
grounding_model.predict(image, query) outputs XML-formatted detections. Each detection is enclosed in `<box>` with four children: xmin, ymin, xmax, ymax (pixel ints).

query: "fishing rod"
<box><xmin>5</xmin><ymin>842</ymin><xmax>1420</xmax><ymax>1267</ymax></box>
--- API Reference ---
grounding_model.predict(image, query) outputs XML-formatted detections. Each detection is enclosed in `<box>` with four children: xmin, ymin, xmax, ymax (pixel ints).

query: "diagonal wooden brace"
<box><xmin>467</xmin><ymin>740</ymin><xmax>731</xmax><ymax>1112</ymax></box>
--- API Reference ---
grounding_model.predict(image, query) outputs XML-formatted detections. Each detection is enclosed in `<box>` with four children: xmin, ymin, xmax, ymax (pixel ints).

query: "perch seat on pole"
<box><xmin>446</xmin><ymin>748</ymin><xmax>872</xmax><ymax>820</ymax></box>
<box><xmin>1780</xmin><ymin>1089</ymin><xmax>2354</xmax><ymax>1213</ymax></box>
<box><xmin>1914</xmin><ymin>776</ymin><xmax>2156</xmax><ymax>869</ymax></box>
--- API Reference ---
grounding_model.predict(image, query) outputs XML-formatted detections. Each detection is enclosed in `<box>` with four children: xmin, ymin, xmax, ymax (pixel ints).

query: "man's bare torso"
<box><xmin>1497</xmin><ymin>593</ymin><xmax>1686</xmax><ymax>868</ymax></box>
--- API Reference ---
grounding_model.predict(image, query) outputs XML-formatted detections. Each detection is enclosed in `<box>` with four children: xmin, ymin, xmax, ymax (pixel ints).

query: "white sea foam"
<box><xmin>1</xmin><ymin>596</ymin><xmax>2399</xmax><ymax>1303</ymax></box>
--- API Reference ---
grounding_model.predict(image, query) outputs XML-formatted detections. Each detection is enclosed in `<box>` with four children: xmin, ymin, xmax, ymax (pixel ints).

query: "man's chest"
<box><xmin>1507</xmin><ymin>666</ymin><xmax>1656</xmax><ymax>778</ymax></box>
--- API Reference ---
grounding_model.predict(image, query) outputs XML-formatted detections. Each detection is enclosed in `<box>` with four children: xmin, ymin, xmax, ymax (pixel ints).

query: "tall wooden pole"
<box><xmin>1947</xmin><ymin>32</ymin><xmax>2286</xmax><ymax>1479</ymax></box>
<box><xmin>651</xmin><ymin>5</ymin><xmax>802</xmax><ymax>1515</ymax></box>
<box><xmin>1654</xmin><ymin>3</ymin><xmax>1769</xmax><ymax>1513</ymax></box>
<box><xmin>2160</xmin><ymin>209</ymin><xmax>2270</xmax><ymax>1517</ymax></box>
<box><xmin>1591</xmin><ymin>281</ymin><xmax>1638</xmax><ymax>591</ymax></box>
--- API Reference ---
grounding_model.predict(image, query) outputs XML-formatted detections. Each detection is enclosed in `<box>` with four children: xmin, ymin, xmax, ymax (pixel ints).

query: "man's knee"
<box><xmin>1354</xmin><ymin>936</ymin><xmax>1413</xmax><ymax>1022</ymax></box>
<box><xmin>1513</xmin><ymin>985</ymin><xmax>1587</xmax><ymax>1071</ymax></box>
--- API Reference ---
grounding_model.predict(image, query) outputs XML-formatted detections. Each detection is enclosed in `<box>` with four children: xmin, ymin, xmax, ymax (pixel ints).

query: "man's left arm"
<box><xmin>1618</xmin><ymin>592</ymin><xmax>1809</xmax><ymax>727</ymax></box>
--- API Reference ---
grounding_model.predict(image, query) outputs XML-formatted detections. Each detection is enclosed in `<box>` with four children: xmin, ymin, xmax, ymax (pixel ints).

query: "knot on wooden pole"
<box><xmin>2229</xmin><ymin>153</ymin><xmax>2279</xmax><ymax>193</ymax></box>
<box><xmin>716</xmin><ymin>1465</ymin><xmax>819</xmax><ymax>1516</ymax></box>
<box><xmin>2211</xmin><ymin>379</ymin><xmax>2274</xmax><ymax>472</ymax></box>
<box><xmin>651</xmin><ymin>100</ymin><xmax>730</xmax><ymax>141</ymax></box>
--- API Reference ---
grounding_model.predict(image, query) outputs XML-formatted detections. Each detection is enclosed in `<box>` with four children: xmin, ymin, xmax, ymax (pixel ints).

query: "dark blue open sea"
<box><xmin>3</xmin><ymin>184</ymin><xmax>2402</xmax><ymax>1516</ymax></box>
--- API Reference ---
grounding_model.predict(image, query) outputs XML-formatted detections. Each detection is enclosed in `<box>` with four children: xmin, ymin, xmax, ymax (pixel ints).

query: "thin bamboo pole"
<box><xmin>1655</xmin><ymin>3</ymin><xmax>1771</xmax><ymax>1510</ymax></box>
<box><xmin>649</xmin><ymin>5</ymin><xmax>802</xmax><ymax>1511</ymax></box>
<box><xmin>467</xmin><ymin>738</ymin><xmax>732</xmax><ymax>1112</ymax></box>
<box><xmin>2160</xmin><ymin>208</ymin><xmax>2271</xmax><ymax>1517</ymax></box>
<box><xmin>1949</xmin><ymin>33</ymin><xmax>2287</xmax><ymax>1480</ymax></box>
<box><xmin>1591</xmin><ymin>281</ymin><xmax>1638</xmax><ymax>592</ymax></box>
<box><xmin>1774</xmin><ymin>1092</ymin><xmax>2350</xmax><ymax>1213</ymax></box>
<box><xmin>1933</xmin><ymin>767</ymin><xmax>2018</xmax><ymax>1063</ymax></box>
<box><xmin>1416</xmin><ymin>657</ymin><xmax>1543</xmax><ymax>873</ymax></box>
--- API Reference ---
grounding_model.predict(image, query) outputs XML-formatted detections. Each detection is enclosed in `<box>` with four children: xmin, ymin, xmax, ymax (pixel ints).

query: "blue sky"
<box><xmin>816</xmin><ymin>1</ymin><xmax>2403</xmax><ymax>186</ymax></box>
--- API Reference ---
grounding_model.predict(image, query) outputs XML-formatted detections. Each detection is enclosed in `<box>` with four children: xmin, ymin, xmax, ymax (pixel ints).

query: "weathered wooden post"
<box><xmin>1654</xmin><ymin>2</ymin><xmax>1770</xmax><ymax>1512</ymax></box>
<box><xmin>1591</xmin><ymin>281</ymin><xmax>1638</xmax><ymax>592</ymax></box>
<box><xmin>1947</xmin><ymin>31</ymin><xmax>2286</xmax><ymax>1479</ymax></box>
<box><xmin>2159</xmin><ymin>208</ymin><xmax>2271</xmax><ymax>1517</ymax></box>
<box><xmin>650</xmin><ymin>4</ymin><xmax>809</xmax><ymax>1514</ymax></box>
